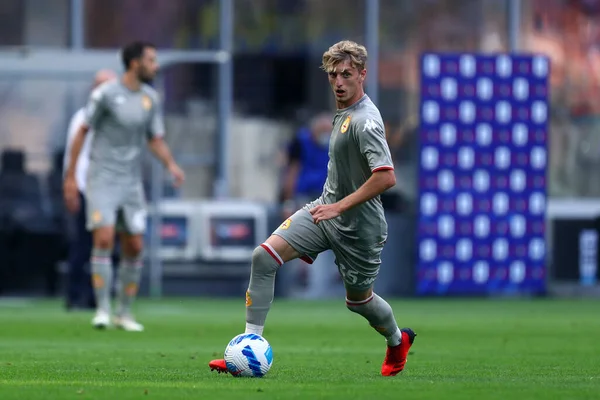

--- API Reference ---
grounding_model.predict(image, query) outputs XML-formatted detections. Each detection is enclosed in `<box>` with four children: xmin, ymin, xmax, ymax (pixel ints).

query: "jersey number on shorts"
<box><xmin>338</xmin><ymin>264</ymin><xmax>358</xmax><ymax>285</ymax></box>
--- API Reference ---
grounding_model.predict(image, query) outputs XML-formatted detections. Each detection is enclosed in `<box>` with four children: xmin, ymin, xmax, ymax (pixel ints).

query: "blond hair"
<box><xmin>321</xmin><ymin>40</ymin><xmax>368</xmax><ymax>73</ymax></box>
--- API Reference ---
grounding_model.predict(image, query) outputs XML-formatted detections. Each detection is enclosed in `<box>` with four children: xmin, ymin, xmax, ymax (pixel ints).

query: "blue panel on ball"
<box><xmin>229</xmin><ymin>333</ymin><xmax>263</xmax><ymax>346</ymax></box>
<box><xmin>264</xmin><ymin>345</ymin><xmax>273</xmax><ymax>365</ymax></box>
<box><xmin>226</xmin><ymin>361</ymin><xmax>239</xmax><ymax>374</ymax></box>
<box><xmin>242</xmin><ymin>345</ymin><xmax>263</xmax><ymax>377</ymax></box>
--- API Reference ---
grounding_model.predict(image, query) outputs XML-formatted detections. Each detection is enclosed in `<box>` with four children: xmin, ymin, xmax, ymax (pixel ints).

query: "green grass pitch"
<box><xmin>0</xmin><ymin>298</ymin><xmax>598</xmax><ymax>399</ymax></box>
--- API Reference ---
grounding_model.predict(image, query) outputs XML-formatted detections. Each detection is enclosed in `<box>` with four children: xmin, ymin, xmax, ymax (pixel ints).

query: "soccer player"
<box><xmin>63</xmin><ymin>41</ymin><xmax>185</xmax><ymax>331</ymax></box>
<box><xmin>63</xmin><ymin>69</ymin><xmax>116</xmax><ymax>311</ymax></box>
<box><xmin>209</xmin><ymin>40</ymin><xmax>416</xmax><ymax>376</ymax></box>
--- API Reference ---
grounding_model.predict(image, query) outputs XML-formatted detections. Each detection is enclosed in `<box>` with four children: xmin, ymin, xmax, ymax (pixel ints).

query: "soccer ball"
<box><xmin>224</xmin><ymin>333</ymin><xmax>273</xmax><ymax>377</ymax></box>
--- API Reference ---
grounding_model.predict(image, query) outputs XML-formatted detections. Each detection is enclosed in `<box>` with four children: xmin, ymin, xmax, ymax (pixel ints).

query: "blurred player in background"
<box><xmin>63</xmin><ymin>69</ymin><xmax>116</xmax><ymax>311</ymax></box>
<box><xmin>210</xmin><ymin>40</ymin><xmax>416</xmax><ymax>376</ymax></box>
<box><xmin>63</xmin><ymin>41</ymin><xmax>185</xmax><ymax>331</ymax></box>
<box><xmin>281</xmin><ymin>112</ymin><xmax>332</xmax><ymax>213</ymax></box>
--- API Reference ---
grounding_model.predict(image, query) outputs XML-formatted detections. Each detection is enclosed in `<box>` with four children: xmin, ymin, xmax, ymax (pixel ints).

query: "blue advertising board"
<box><xmin>417</xmin><ymin>53</ymin><xmax>549</xmax><ymax>295</ymax></box>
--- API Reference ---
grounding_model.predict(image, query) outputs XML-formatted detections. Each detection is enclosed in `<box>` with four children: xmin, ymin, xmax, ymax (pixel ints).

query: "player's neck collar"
<box><xmin>120</xmin><ymin>76</ymin><xmax>143</xmax><ymax>93</ymax></box>
<box><xmin>336</xmin><ymin>94</ymin><xmax>368</xmax><ymax>113</ymax></box>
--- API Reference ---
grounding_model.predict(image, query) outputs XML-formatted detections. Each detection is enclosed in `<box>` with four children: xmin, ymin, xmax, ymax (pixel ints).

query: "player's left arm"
<box><xmin>146</xmin><ymin>93</ymin><xmax>185</xmax><ymax>187</ymax></box>
<box><xmin>310</xmin><ymin>116</ymin><xmax>395</xmax><ymax>224</ymax></box>
<box><xmin>336</xmin><ymin>169</ymin><xmax>395</xmax><ymax>213</ymax></box>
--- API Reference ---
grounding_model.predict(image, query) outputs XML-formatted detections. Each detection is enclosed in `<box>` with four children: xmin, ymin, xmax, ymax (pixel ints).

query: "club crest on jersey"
<box><xmin>340</xmin><ymin>115</ymin><xmax>351</xmax><ymax>133</ymax></box>
<box><xmin>141</xmin><ymin>95</ymin><xmax>152</xmax><ymax>110</ymax></box>
<box><xmin>279</xmin><ymin>218</ymin><xmax>292</xmax><ymax>230</ymax></box>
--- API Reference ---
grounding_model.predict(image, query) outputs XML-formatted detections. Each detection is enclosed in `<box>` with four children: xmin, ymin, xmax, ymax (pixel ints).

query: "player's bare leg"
<box><xmin>91</xmin><ymin>226</ymin><xmax>115</xmax><ymax>329</ymax></box>
<box><xmin>345</xmin><ymin>286</ymin><xmax>416</xmax><ymax>376</ymax></box>
<box><xmin>113</xmin><ymin>232</ymin><xmax>144</xmax><ymax>332</ymax></box>
<box><xmin>209</xmin><ymin>234</ymin><xmax>300</xmax><ymax>373</ymax></box>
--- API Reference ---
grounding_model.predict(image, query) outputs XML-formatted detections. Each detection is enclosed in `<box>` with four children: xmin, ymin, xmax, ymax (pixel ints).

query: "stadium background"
<box><xmin>0</xmin><ymin>0</ymin><xmax>599</xmax><ymax>299</ymax></box>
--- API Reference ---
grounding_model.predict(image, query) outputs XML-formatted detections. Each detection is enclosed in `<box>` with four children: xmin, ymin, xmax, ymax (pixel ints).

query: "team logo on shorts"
<box><xmin>279</xmin><ymin>218</ymin><xmax>292</xmax><ymax>230</ymax></box>
<box><xmin>141</xmin><ymin>95</ymin><xmax>152</xmax><ymax>110</ymax></box>
<box><xmin>92</xmin><ymin>210</ymin><xmax>102</xmax><ymax>224</ymax></box>
<box><xmin>340</xmin><ymin>115</ymin><xmax>351</xmax><ymax>133</ymax></box>
<box><xmin>245</xmin><ymin>290</ymin><xmax>252</xmax><ymax>307</ymax></box>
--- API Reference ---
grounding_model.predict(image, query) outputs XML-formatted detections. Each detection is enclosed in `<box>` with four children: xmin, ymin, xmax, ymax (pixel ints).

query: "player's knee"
<box><xmin>125</xmin><ymin>240</ymin><xmax>144</xmax><ymax>258</ymax></box>
<box><xmin>251</xmin><ymin>245</ymin><xmax>280</xmax><ymax>276</ymax></box>
<box><xmin>93</xmin><ymin>227</ymin><xmax>115</xmax><ymax>250</ymax></box>
<box><xmin>93</xmin><ymin>235</ymin><xmax>113</xmax><ymax>250</ymax></box>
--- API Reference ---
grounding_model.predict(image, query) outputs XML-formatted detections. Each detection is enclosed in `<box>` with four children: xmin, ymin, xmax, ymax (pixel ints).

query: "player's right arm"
<box><xmin>63</xmin><ymin>85</ymin><xmax>105</xmax><ymax>213</ymax></box>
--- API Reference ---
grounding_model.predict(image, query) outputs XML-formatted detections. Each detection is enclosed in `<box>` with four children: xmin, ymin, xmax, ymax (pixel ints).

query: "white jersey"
<box><xmin>63</xmin><ymin>108</ymin><xmax>93</xmax><ymax>193</ymax></box>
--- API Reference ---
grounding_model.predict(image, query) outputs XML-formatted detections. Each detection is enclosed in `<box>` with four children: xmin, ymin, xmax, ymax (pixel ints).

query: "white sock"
<box><xmin>245</xmin><ymin>323</ymin><xmax>264</xmax><ymax>336</ymax></box>
<box><xmin>386</xmin><ymin>327</ymin><xmax>402</xmax><ymax>347</ymax></box>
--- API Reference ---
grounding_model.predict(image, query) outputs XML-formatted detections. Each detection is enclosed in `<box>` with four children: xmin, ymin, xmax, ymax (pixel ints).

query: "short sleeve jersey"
<box><xmin>84</xmin><ymin>80</ymin><xmax>165</xmax><ymax>184</ymax></box>
<box><xmin>321</xmin><ymin>95</ymin><xmax>394</xmax><ymax>244</ymax></box>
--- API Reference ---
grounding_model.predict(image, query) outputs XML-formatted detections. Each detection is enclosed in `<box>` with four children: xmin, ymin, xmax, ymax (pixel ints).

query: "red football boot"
<box><xmin>208</xmin><ymin>359</ymin><xmax>229</xmax><ymax>374</ymax></box>
<box><xmin>381</xmin><ymin>328</ymin><xmax>416</xmax><ymax>376</ymax></box>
